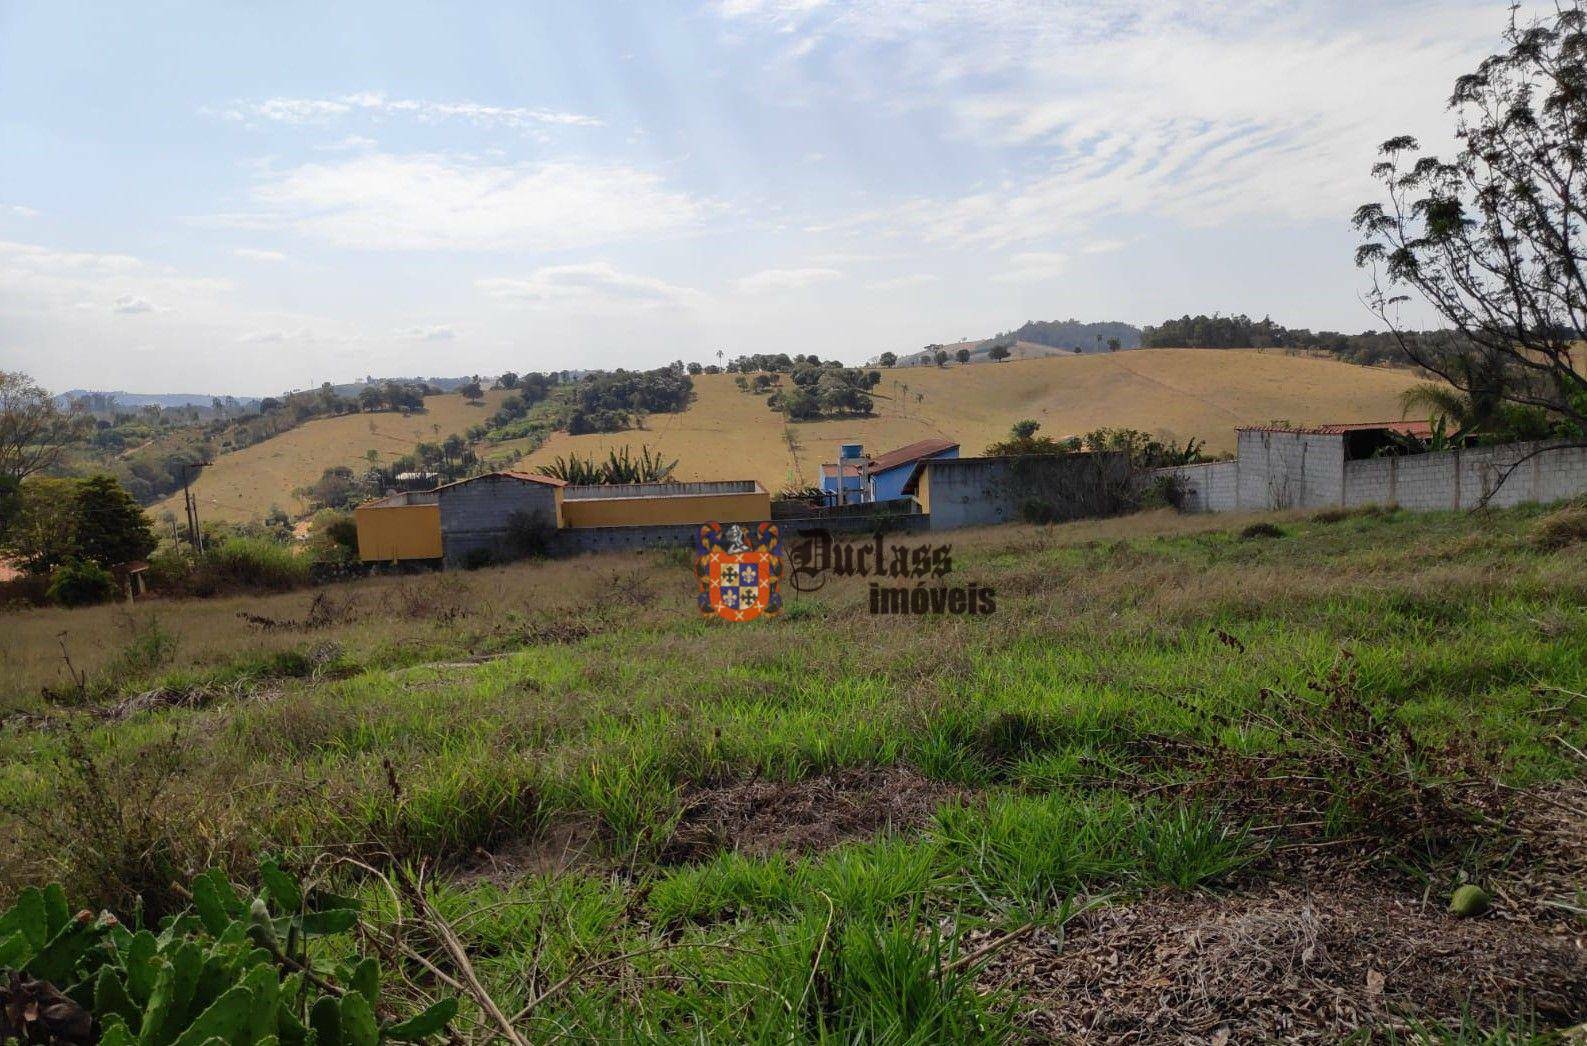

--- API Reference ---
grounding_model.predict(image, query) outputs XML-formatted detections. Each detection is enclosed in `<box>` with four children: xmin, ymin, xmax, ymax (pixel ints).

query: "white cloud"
<box><xmin>991</xmin><ymin>252</ymin><xmax>1068</xmax><ymax>284</ymax></box>
<box><xmin>866</xmin><ymin>273</ymin><xmax>939</xmax><ymax>291</ymax></box>
<box><xmin>217</xmin><ymin>153</ymin><xmax>709</xmax><ymax>252</ymax></box>
<box><xmin>237</xmin><ymin>327</ymin><xmax>313</xmax><ymax>344</ymax></box>
<box><xmin>478</xmin><ymin>262</ymin><xmax>704</xmax><ymax>311</ymax></box>
<box><xmin>4</xmin><ymin>204</ymin><xmax>40</xmax><ymax>218</ymax></box>
<box><xmin>0</xmin><ymin>240</ymin><xmax>228</xmax><ymax>312</ymax></box>
<box><xmin>734</xmin><ymin>266</ymin><xmax>842</xmax><ymax>293</ymax></box>
<box><xmin>210</xmin><ymin>91</ymin><xmax>601</xmax><ymax>131</ymax></box>
<box><xmin>393</xmin><ymin>324</ymin><xmax>457</xmax><ymax>341</ymax></box>
<box><xmin>112</xmin><ymin>294</ymin><xmax>158</xmax><ymax>314</ymax></box>
<box><xmin>717</xmin><ymin>1</ymin><xmax>1499</xmax><ymax>249</ymax></box>
<box><xmin>233</xmin><ymin>247</ymin><xmax>288</xmax><ymax>262</ymax></box>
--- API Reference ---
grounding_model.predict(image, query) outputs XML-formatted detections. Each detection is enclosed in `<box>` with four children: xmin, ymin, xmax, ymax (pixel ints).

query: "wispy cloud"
<box><xmin>717</xmin><ymin>1</ymin><xmax>1497</xmax><ymax>248</ymax></box>
<box><xmin>233</xmin><ymin>247</ymin><xmax>288</xmax><ymax>262</ymax></box>
<box><xmin>991</xmin><ymin>252</ymin><xmax>1068</xmax><ymax>284</ymax></box>
<box><xmin>866</xmin><ymin>273</ymin><xmax>939</xmax><ymax>291</ymax></box>
<box><xmin>209</xmin><ymin>90</ymin><xmax>602</xmax><ymax>131</ymax></box>
<box><xmin>0</xmin><ymin>240</ymin><xmax>228</xmax><ymax>313</ymax></box>
<box><xmin>111</xmin><ymin>294</ymin><xmax>158</xmax><ymax>314</ymax></box>
<box><xmin>393</xmin><ymin>324</ymin><xmax>457</xmax><ymax>341</ymax></box>
<box><xmin>210</xmin><ymin>153</ymin><xmax>711</xmax><ymax>252</ymax></box>
<box><xmin>478</xmin><ymin>262</ymin><xmax>704</xmax><ymax>311</ymax></box>
<box><xmin>734</xmin><ymin>266</ymin><xmax>842</xmax><ymax>293</ymax></box>
<box><xmin>3</xmin><ymin>204</ymin><xmax>40</xmax><ymax>219</ymax></box>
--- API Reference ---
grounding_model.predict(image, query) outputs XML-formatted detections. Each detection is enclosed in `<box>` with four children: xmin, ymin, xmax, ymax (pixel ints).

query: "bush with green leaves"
<box><xmin>46</xmin><ymin>559</ymin><xmax>118</xmax><ymax>608</ymax></box>
<box><xmin>0</xmin><ymin>860</ymin><xmax>455</xmax><ymax>1045</ymax></box>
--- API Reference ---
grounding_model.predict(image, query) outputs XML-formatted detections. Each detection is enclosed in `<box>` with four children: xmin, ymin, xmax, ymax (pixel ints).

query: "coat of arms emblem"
<box><xmin>695</xmin><ymin>522</ymin><xmax>782</xmax><ymax>621</ymax></box>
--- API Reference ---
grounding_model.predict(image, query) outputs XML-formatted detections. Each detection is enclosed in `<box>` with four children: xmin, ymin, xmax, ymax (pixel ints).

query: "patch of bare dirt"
<box><xmin>983</xmin><ymin>876</ymin><xmax>1587</xmax><ymax>1043</ymax></box>
<box><xmin>454</xmin><ymin>818</ymin><xmax>604</xmax><ymax>887</ymax></box>
<box><xmin>666</xmin><ymin>766</ymin><xmax>962</xmax><ymax>861</ymax></box>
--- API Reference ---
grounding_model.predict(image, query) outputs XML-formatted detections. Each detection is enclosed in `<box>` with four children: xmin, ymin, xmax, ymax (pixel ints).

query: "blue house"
<box><xmin>818</xmin><ymin>461</ymin><xmax>868</xmax><ymax>502</ymax></box>
<box><xmin>819</xmin><ymin>438</ymin><xmax>959</xmax><ymax>504</ymax></box>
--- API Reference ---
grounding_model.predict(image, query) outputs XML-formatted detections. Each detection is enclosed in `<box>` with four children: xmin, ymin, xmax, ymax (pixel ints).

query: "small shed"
<box><xmin>355</xmin><ymin>471</ymin><xmax>567</xmax><ymax>566</ymax></box>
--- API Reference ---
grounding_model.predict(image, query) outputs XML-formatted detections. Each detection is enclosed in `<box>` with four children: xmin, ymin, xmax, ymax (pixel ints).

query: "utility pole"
<box><xmin>180</xmin><ymin>461</ymin><xmax>211</xmax><ymax>552</ymax></box>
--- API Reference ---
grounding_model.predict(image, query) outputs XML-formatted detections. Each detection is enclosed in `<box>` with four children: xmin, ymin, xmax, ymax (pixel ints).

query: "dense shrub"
<box><xmin>1139</xmin><ymin>473</ymin><xmax>1189</xmax><ymax>511</ymax></box>
<box><xmin>198</xmin><ymin>537</ymin><xmax>311</xmax><ymax>592</ymax></box>
<box><xmin>47</xmin><ymin>559</ymin><xmax>118</xmax><ymax>607</ymax></box>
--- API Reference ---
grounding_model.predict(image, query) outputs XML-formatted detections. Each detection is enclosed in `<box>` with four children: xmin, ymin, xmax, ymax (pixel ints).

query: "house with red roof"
<box><xmin>818</xmin><ymin>437</ymin><xmax>959</xmax><ymax>504</ymax></box>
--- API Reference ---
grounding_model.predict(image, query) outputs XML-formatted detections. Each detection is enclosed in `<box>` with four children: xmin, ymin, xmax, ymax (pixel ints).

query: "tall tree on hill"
<box><xmin>0</xmin><ymin>372</ymin><xmax>87</xmax><ymax>482</ymax></box>
<box><xmin>955</xmin><ymin>348</ymin><xmax>971</xmax><ymax>364</ymax></box>
<box><xmin>878</xmin><ymin>352</ymin><xmax>898</xmax><ymax>367</ymax></box>
<box><xmin>988</xmin><ymin>345</ymin><xmax>1011</xmax><ymax>363</ymax></box>
<box><xmin>1353</xmin><ymin>1</ymin><xmax>1587</xmax><ymax>441</ymax></box>
<box><xmin>72</xmin><ymin>475</ymin><xmax>156</xmax><ymax>567</ymax></box>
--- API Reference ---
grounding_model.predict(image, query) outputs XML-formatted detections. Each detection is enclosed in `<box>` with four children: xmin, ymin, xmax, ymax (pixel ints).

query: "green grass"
<box><xmin>1</xmin><ymin>504</ymin><xmax>1584</xmax><ymax>1039</ymax></box>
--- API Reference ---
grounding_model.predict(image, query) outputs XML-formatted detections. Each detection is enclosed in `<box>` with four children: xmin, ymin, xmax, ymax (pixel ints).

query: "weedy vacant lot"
<box><xmin>1</xmin><ymin>505</ymin><xmax>1584</xmax><ymax>1041</ymax></box>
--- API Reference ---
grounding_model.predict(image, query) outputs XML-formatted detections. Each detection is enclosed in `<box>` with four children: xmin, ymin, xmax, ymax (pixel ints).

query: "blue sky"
<box><xmin>1</xmin><ymin>0</ymin><xmax>1507</xmax><ymax>394</ymax></box>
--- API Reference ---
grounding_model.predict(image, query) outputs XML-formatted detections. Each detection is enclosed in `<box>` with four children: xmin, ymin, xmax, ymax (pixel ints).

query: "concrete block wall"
<box><xmin>438</xmin><ymin>476</ymin><xmax>560</xmax><ymax>565</ymax></box>
<box><xmin>923</xmin><ymin>453</ymin><xmax>1129</xmax><ymax>531</ymax></box>
<box><xmin>1235</xmin><ymin>429</ymin><xmax>1345</xmax><ymax>509</ymax></box>
<box><xmin>1342</xmin><ymin>441</ymin><xmax>1587</xmax><ymax>510</ymax></box>
<box><xmin>1153</xmin><ymin>460</ymin><xmax>1239</xmax><ymax>512</ymax></box>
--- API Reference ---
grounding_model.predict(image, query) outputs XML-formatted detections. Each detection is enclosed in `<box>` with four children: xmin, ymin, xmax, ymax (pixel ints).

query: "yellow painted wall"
<box><xmin>916</xmin><ymin>469</ymin><xmax>931</xmax><ymax>514</ymax></box>
<box><xmin>355</xmin><ymin>503</ymin><xmax>442</xmax><ymax>561</ymax></box>
<box><xmin>562</xmin><ymin>490</ymin><xmax>771</xmax><ymax>528</ymax></box>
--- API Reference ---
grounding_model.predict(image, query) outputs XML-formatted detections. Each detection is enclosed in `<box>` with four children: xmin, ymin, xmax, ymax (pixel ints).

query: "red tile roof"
<box><xmin>867</xmin><ymin>437</ymin><xmax>958</xmax><ymax>473</ymax></box>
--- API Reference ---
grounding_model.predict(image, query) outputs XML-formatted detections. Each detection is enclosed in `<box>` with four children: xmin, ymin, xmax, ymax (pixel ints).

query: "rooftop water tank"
<box><xmin>839</xmin><ymin>442</ymin><xmax>864</xmax><ymax>460</ymax></box>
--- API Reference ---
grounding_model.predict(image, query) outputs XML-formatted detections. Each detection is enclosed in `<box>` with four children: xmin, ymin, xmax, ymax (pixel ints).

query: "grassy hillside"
<box><xmin>151</xmin><ymin>389</ymin><xmax>511</xmax><ymax>523</ymax></box>
<box><xmin>1</xmin><ymin>504</ymin><xmax>1583</xmax><ymax>1039</ymax></box>
<box><xmin>147</xmin><ymin>350</ymin><xmax>1424</xmax><ymax>521</ymax></box>
<box><xmin>523</xmin><ymin>349</ymin><xmax>1427</xmax><ymax>491</ymax></box>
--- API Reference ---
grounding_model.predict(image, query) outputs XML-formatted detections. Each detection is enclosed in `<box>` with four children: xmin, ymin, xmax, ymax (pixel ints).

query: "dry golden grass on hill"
<box><xmin>150</xmin><ymin>350</ymin><xmax>1426</xmax><ymax>521</ymax></box>
<box><xmin>152</xmin><ymin>389</ymin><xmax>511</xmax><ymax>523</ymax></box>
<box><xmin>524</xmin><ymin>349</ymin><xmax>1427</xmax><ymax>491</ymax></box>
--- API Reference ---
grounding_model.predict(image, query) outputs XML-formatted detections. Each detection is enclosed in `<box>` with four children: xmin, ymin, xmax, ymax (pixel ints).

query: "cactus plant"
<box><xmin>0</xmin><ymin>860</ymin><xmax>456</xmax><ymax>1045</ymax></box>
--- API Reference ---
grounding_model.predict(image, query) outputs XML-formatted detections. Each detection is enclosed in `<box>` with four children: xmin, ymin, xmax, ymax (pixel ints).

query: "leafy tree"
<box><xmin>988</xmin><ymin>345</ymin><xmax>1011</xmax><ymax>363</ymax></box>
<box><xmin>72</xmin><ymin>475</ymin><xmax>156</xmax><ymax>567</ymax></box>
<box><xmin>687</xmin><ymin>361</ymin><xmax>703</xmax><ymax>375</ymax></box>
<box><xmin>985</xmin><ymin>420</ymin><xmax>1066</xmax><ymax>456</ymax></box>
<box><xmin>878</xmin><ymin>352</ymin><xmax>898</xmax><ymax>367</ymax></box>
<box><xmin>496</xmin><ymin>371</ymin><xmax>519</xmax><ymax>389</ymax></box>
<box><xmin>0</xmin><ymin>371</ymin><xmax>88</xmax><ymax>480</ymax></box>
<box><xmin>1108</xmin><ymin>337</ymin><xmax>1121</xmax><ymax>352</ymax></box>
<box><xmin>955</xmin><ymin>348</ymin><xmax>971</xmax><ymax>364</ymax></box>
<box><xmin>458</xmin><ymin>381</ymin><xmax>484</xmax><ymax>403</ymax></box>
<box><xmin>1353</xmin><ymin>2</ymin><xmax>1587</xmax><ymax>438</ymax></box>
<box><xmin>2</xmin><ymin>477</ymin><xmax>79</xmax><ymax>573</ymax></box>
<box><xmin>933</xmin><ymin>349</ymin><xmax>949</xmax><ymax>367</ymax></box>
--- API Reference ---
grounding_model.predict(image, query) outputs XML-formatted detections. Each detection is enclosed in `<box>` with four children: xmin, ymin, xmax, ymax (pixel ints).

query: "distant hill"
<box><xmin>57</xmin><ymin>390</ymin><xmax>264</xmax><ymax>410</ymax></box>
<box><xmin>518</xmin><ymin>349</ymin><xmax>1428</xmax><ymax>493</ymax></box>
<box><xmin>150</xmin><ymin>388</ymin><xmax>513</xmax><ymax>524</ymax></box>
<box><xmin>886</xmin><ymin>319</ymin><xmax>1144</xmax><ymax>367</ymax></box>
<box><xmin>1007</xmin><ymin>318</ymin><xmax>1143</xmax><ymax>352</ymax></box>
